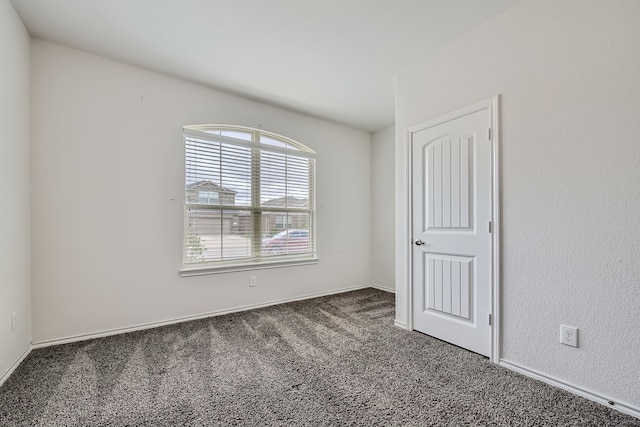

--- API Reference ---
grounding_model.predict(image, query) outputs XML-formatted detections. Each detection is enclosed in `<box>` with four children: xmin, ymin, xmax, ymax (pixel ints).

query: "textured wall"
<box><xmin>370</xmin><ymin>125</ymin><xmax>395</xmax><ymax>291</ymax></box>
<box><xmin>31</xmin><ymin>40</ymin><xmax>371</xmax><ymax>343</ymax></box>
<box><xmin>396</xmin><ymin>0</ymin><xmax>640</xmax><ymax>409</ymax></box>
<box><xmin>0</xmin><ymin>0</ymin><xmax>32</xmax><ymax>383</ymax></box>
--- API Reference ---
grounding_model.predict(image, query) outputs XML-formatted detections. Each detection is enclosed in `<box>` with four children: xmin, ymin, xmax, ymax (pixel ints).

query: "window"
<box><xmin>181</xmin><ymin>125</ymin><xmax>317</xmax><ymax>274</ymax></box>
<box><xmin>198</xmin><ymin>190</ymin><xmax>219</xmax><ymax>205</ymax></box>
<box><xmin>275</xmin><ymin>215</ymin><xmax>293</xmax><ymax>230</ymax></box>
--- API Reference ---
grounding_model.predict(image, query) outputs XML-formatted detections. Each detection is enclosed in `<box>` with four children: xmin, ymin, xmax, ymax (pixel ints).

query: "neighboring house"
<box><xmin>185</xmin><ymin>181</ymin><xmax>239</xmax><ymax>235</ymax></box>
<box><xmin>261</xmin><ymin>196</ymin><xmax>310</xmax><ymax>235</ymax></box>
<box><xmin>185</xmin><ymin>180</ymin><xmax>237</xmax><ymax>205</ymax></box>
<box><xmin>261</xmin><ymin>195</ymin><xmax>309</xmax><ymax>209</ymax></box>
<box><xmin>186</xmin><ymin>186</ymin><xmax>310</xmax><ymax>237</ymax></box>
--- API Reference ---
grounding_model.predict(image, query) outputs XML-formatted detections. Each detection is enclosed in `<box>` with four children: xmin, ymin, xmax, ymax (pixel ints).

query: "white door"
<box><xmin>412</xmin><ymin>107</ymin><xmax>492</xmax><ymax>357</ymax></box>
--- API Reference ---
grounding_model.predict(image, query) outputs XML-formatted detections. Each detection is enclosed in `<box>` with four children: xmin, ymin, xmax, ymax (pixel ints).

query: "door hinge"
<box><xmin>488</xmin><ymin>128</ymin><xmax>492</xmax><ymax>140</ymax></box>
<box><xmin>488</xmin><ymin>314</ymin><xmax>492</xmax><ymax>325</ymax></box>
<box><xmin>488</xmin><ymin>221</ymin><xmax>492</xmax><ymax>233</ymax></box>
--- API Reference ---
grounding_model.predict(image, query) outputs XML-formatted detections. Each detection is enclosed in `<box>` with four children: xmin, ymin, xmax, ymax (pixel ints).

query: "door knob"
<box><xmin>414</xmin><ymin>239</ymin><xmax>426</xmax><ymax>246</ymax></box>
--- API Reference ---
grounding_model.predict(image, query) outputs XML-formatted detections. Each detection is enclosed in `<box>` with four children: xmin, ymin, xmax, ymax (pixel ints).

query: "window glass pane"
<box><xmin>261</xmin><ymin>135</ymin><xmax>303</xmax><ymax>151</ymax></box>
<box><xmin>186</xmin><ymin>208</ymin><xmax>253</xmax><ymax>261</ymax></box>
<box><xmin>185</xmin><ymin>137</ymin><xmax>252</xmax><ymax>207</ymax></box>
<box><xmin>261</xmin><ymin>212</ymin><xmax>311</xmax><ymax>257</ymax></box>
<box><xmin>219</xmin><ymin>143</ymin><xmax>252</xmax><ymax>206</ymax></box>
<box><xmin>221</xmin><ymin>130</ymin><xmax>252</xmax><ymax>141</ymax></box>
<box><xmin>260</xmin><ymin>135</ymin><xmax>288</xmax><ymax>149</ymax></box>
<box><xmin>185</xmin><ymin>137</ymin><xmax>221</xmax><ymax>186</ymax></box>
<box><xmin>260</xmin><ymin>152</ymin><xmax>311</xmax><ymax>206</ymax></box>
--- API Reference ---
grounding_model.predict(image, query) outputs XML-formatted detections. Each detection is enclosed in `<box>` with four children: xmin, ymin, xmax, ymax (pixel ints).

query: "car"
<box><xmin>262</xmin><ymin>229</ymin><xmax>310</xmax><ymax>255</ymax></box>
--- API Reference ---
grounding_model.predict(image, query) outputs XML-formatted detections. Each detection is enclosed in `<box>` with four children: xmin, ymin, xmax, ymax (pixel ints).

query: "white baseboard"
<box><xmin>394</xmin><ymin>319</ymin><xmax>408</xmax><ymax>329</ymax></box>
<box><xmin>369</xmin><ymin>283</ymin><xmax>395</xmax><ymax>293</ymax></box>
<box><xmin>0</xmin><ymin>344</ymin><xmax>32</xmax><ymax>387</ymax></box>
<box><xmin>499</xmin><ymin>359</ymin><xmax>640</xmax><ymax>420</ymax></box>
<box><xmin>32</xmin><ymin>284</ymin><xmax>375</xmax><ymax>349</ymax></box>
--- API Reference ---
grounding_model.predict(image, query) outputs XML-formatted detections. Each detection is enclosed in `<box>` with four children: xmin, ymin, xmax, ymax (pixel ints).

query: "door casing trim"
<box><xmin>401</xmin><ymin>96</ymin><xmax>500</xmax><ymax>363</ymax></box>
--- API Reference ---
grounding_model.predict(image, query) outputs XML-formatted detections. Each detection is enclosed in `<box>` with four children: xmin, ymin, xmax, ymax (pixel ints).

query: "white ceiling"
<box><xmin>11</xmin><ymin>0</ymin><xmax>522</xmax><ymax>132</ymax></box>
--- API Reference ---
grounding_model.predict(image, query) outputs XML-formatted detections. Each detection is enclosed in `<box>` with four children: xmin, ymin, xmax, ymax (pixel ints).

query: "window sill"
<box><xmin>179</xmin><ymin>257</ymin><xmax>320</xmax><ymax>277</ymax></box>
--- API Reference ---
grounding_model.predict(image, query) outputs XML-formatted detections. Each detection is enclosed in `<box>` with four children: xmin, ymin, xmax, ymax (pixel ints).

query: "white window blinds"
<box><xmin>183</xmin><ymin>126</ymin><xmax>316</xmax><ymax>269</ymax></box>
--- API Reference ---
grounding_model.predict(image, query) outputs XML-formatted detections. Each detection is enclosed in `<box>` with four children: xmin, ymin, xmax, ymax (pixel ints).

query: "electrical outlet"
<box><xmin>249</xmin><ymin>276</ymin><xmax>257</xmax><ymax>287</ymax></box>
<box><xmin>560</xmin><ymin>324</ymin><xmax>578</xmax><ymax>347</ymax></box>
<box><xmin>12</xmin><ymin>310</ymin><xmax>17</xmax><ymax>331</ymax></box>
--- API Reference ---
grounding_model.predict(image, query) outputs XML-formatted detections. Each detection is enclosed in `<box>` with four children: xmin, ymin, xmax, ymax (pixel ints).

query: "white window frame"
<box><xmin>180</xmin><ymin>125</ymin><xmax>318</xmax><ymax>276</ymax></box>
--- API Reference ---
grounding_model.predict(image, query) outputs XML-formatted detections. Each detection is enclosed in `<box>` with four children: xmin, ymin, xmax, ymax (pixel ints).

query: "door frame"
<box><xmin>401</xmin><ymin>96</ymin><xmax>501</xmax><ymax>363</ymax></box>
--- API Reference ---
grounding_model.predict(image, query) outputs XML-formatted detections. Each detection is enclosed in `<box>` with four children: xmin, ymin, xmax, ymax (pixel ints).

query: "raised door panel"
<box><xmin>423</xmin><ymin>254</ymin><xmax>473</xmax><ymax>321</ymax></box>
<box><xmin>424</xmin><ymin>136</ymin><xmax>473</xmax><ymax>231</ymax></box>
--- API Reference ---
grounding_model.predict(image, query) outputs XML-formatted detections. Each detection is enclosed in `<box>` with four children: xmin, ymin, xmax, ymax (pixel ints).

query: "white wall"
<box><xmin>370</xmin><ymin>125</ymin><xmax>395</xmax><ymax>291</ymax></box>
<box><xmin>0</xmin><ymin>0</ymin><xmax>32</xmax><ymax>383</ymax></box>
<box><xmin>31</xmin><ymin>39</ymin><xmax>371</xmax><ymax>343</ymax></box>
<box><xmin>396</xmin><ymin>0</ymin><xmax>640</xmax><ymax>411</ymax></box>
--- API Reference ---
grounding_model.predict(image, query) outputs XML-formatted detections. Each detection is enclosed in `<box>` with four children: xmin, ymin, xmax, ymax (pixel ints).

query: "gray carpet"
<box><xmin>0</xmin><ymin>288</ymin><xmax>638</xmax><ymax>426</ymax></box>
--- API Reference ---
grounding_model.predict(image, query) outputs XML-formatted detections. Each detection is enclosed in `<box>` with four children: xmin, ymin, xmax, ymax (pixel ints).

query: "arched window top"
<box><xmin>184</xmin><ymin>124</ymin><xmax>315</xmax><ymax>155</ymax></box>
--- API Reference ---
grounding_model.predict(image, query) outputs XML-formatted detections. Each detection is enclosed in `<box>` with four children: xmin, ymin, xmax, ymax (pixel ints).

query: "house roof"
<box><xmin>261</xmin><ymin>196</ymin><xmax>309</xmax><ymax>208</ymax></box>
<box><xmin>186</xmin><ymin>180</ymin><xmax>237</xmax><ymax>194</ymax></box>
